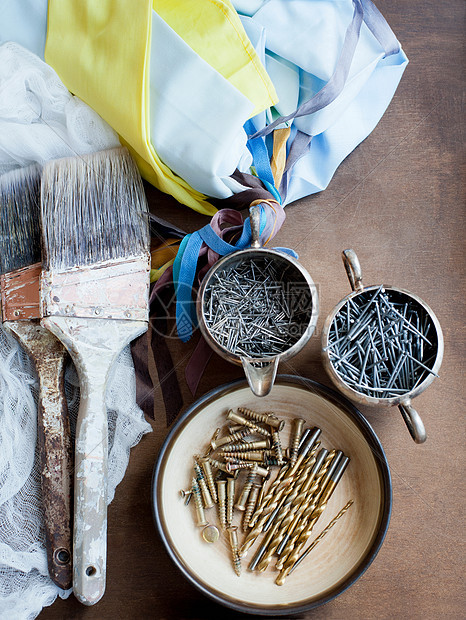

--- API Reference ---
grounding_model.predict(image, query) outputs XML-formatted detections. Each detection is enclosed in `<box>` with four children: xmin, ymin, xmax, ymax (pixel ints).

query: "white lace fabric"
<box><xmin>0</xmin><ymin>42</ymin><xmax>152</xmax><ymax>619</ymax></box>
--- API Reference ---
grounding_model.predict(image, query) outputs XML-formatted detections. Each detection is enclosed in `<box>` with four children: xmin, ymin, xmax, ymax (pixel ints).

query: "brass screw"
<box><xmin>208</xmin><ymin>457</ymin><xmax>230</xmax><ymax>473</ymax></box>
<box><xmin>211</xmin><ymin>428</ymin><xmax>250</xmax><ymax>451</ymax></box>
<box><xmin>217</xmin><ymin>480</ymin><xmax>227</xmax><ymax>529</ymax></box>
<box><xmin>227</xmin><ymin>526</ymin><xmax>242</xmax><ymax>576</ymax></box>
<box><xmin>226</xmin><ymin>461</ymin><xmax>268</xmax><ymax>476</ymax></box>
<box><xmin>191</xmin><ymin>478</ymin><xmax>207</xmax><ymax>527</ymax></box>
<box><xmin>179</xmin><ymin>488</ymin><xmax>193</xmax><ymax>506</ymax></box>
<box><xmin>223</xmin><ymin>450</ymin><xmax>271</xmax><ymax>462</ymax></box>
<box><xmin>204</xmin><ymin>428</ymin><xmax>221</xmax><ymax>457</ymax></box>
<box><xmin>219</xmin><ymin>439</ymin><xmax>270</xmax><ymax>452</ymax></box>
<box><xmin>226</xmin><ymin>410</ymin><xmax>271</xmax><ymax>437</ymax></box>
<box><xmin>237</xmin><ymin>407</ymin><xmax>285</xmax><ymax>431</ymax></box>
<box><xmin>193</xmin><ymin>460</ymin><xmax>214</xmax><ymax>509</ymax></box>
<box><xmin>199</xmin><ymin>456</ymin><xmax>217</xmax><ymax>503</ymax></box>
<box><xmin>243</xmin><ymin>483</ymin><xmax>261</xmax><ymax>531</ymax></box>
<box><xmin>226</xmin><ymin>477</ymin><xmax>236</xmax><ymax>528</ymax></box>
<box><xmin>271</xmin><ymin>431</ymin><xmax>285</xmax><ymax>465</ymax></box>
<box><xmin>289</xmin><ymin>418</ymin><xmax>305</xmax><ymax>466</ymax></box>
<box><xmin>235</xmin><ymin>464</ymin><xmax>258</xmax><ymax>512</ymax></box>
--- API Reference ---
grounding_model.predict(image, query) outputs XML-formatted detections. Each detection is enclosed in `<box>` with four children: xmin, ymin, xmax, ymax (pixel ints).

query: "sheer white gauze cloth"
<box><xmin>0</xmin><ymin>42</ymin><xmax>152</xmax><ymax>619</ymax></box>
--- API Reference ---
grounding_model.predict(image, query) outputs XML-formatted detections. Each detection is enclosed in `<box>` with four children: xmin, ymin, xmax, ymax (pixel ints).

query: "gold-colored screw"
<box><xmin>203</xmin><ymin>428</ymin><xmax>221</xmax><ymax>457</ymax></box>
<box><xmin>211</xmin><ymin>428</ymin><xmax>250</xmax><ymax>450</ymax></box>
<box><xmin>237</xmin><ymin>407</ymin><xmax>285</xmax><ymax>431</ymax></box>
<box><xmin>199</xmin><ymin>456</ymin><xmax>217</xmax><ymax>503</ymax></box>
<box><xmin>223</xmin><ymin>450</ymin><xmax>271</xmax><ymax>462</ymax></box>
<box><xmin>289</xmin><ymin>418</ymin><xmax>305</xmax><ymax>466</ymax></box>
<box><xmin>193</xmin><ymin>460</ymin><xmax>214</xmax><ymax>509</ymax></box>
<box><xmin>217</xmin><ymin>480</ymin><xmax>227</xmax><ymax>529</ymax></box>
<box><xmin>227</xmin><ymin>526</ymin><xmax>242</xmax><ymax>576</ymax></box>
<box><xmin>243</xmin><ymin>483</ymin><xmax>261</xmax><ymax>531</ymax></box>
<box><xmin>208</xmin><ymin>457</ymin><xmax>230</xmax><ymax>473</ymax></box>
<box><xmin>226</xmin><ymin>461</ymin><xmax>268</xmax><ymax>476</ymax></box>
<box><xmin>179</xmin><ymin>488</ymin><xmax>192</xmax><ymax>506</ymax></box>
<box><xmin>226</xmin><ymin>410</ymin><xmax>271</xmax><ymax>437</ymax></box>
<box><xmin>226</xmin><ymin>477</ymin><xmax>236</xmax><ymax>528</ymax></box>
<box><xmin>191</xmin><ymin>478</ymin><xmax>208</xmax><ymax>527</ymax></box>
<box><xmin>235</xmin><ymin>464</ymin><xmax>258</xmax><ymax>512</ymax></box>
<box><xmin>220</xmin><ymin>439</ymin><xmax>270</xmax><ymax>452</ymax></box>
<box><xmin>271</xmin><ymin>431</ymin><xmax>285</xmax><ymax>465</ymax></box>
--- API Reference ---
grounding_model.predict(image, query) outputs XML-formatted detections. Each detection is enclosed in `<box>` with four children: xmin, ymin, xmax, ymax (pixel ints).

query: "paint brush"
<box><xmin>40</xmin><ymin>147</ymin><xmax>150</xmax><ymax>605</ymax></box>
<box><xmin>0</xmin><ymin>165</ymin><xmax>73</xmax><ymax>589</ymax></box>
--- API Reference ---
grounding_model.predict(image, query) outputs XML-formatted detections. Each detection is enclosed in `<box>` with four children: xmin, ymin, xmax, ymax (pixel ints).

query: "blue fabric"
<box><xmin>234</xmin><ymin>0</ymin><xmax>408</xmax><ymax>205</ymax></box>
<box><xmin>244</xmin><ymin>118</ymin><xmax>277</xmax><ymax>192</ymax></box>
<box><xmin>174</xmin><ymin>206</ymin><xmax>275</xmax><ymax>341</ymax></box>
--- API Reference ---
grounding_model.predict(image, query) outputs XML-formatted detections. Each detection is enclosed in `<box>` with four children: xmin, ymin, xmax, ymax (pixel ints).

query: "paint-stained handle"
<box><xmin>36</xmin><ymin>347</ymin><xmax>73</xmax><ymax>590</ymax></box>
<box><xmin>5</xmin><ymin>321</ymin><xmax>72</xmax><ymax>589</ymax></box>
<box><xmin>73</xmin><ymin>369</ymin><xmax>109</xmax><ymax>605</ymax></box>
<box><xmin>41</xmin><ymin>315</ymin><xmax>148</xmax><ymax>605</ymax></box>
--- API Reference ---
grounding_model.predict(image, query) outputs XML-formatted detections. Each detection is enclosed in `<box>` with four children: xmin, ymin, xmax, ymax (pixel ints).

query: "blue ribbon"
<box><xmin>174</xmin><ymin>206</ymin><xmax>291</xmax><ymax>342</ymax></box>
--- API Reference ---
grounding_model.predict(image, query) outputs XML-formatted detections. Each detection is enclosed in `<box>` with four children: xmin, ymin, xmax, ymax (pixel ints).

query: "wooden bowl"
<box><xmin>152</xmin><ymin>376</ymin><xmax>391</xmax><ymax>615</ymax></box>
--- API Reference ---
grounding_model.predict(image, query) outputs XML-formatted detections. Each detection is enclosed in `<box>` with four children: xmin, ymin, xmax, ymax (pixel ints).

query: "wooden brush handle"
<box><xmin>41</xmin><ymin>316</ymin><xmax>147</xmax><ymax>606</ymax></box>
<box><xmin>5</xmin><ymin>321</ymin><xmax>72</xmax><ymax>589</ymax></box>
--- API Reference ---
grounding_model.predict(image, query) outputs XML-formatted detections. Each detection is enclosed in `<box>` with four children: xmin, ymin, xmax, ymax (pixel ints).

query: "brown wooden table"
<box><xmin>40</xmin><ymin>1</ymin><xmax>464</xmax><ymax>617</ymax></box>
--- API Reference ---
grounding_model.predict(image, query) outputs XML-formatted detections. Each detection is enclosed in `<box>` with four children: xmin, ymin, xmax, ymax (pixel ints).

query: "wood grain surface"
<box><xmin>39</xmin><ymin>0</ymin><xmax>465</xmax><ymax>617</ymax></box>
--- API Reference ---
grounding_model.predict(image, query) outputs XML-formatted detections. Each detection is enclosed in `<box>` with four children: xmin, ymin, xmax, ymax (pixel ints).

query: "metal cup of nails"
<box><xmin>197</xmin><ymin>206</ymin><xmax>319</xmax><ymax>396</ymax></box>
<box><xmin>321</xmin><ymin>249</ymin><xmax>444</xmax><ymax>443</ymax></box>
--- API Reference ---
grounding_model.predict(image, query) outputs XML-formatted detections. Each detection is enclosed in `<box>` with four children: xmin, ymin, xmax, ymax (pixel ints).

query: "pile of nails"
<box><xmin>183</xmin><ymin>408</ymin><xmax>351</xmax><ymax>585</ymax></box>
<box><xmin>325</xmin><ymin>287</ymin><xmax>437</xmax><ymax>397</ymax></box>
<box><xmin>202</xmin><ymin>257</ymin><xmax>312</xmax><ymax>357</ymax></box>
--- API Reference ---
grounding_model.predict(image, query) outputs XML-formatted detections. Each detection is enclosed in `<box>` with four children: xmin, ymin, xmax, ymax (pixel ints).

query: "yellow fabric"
<box><xmin>150</xmin><ymin>258</ymin><xmax>175</xmax><ymax>283</ymax></box>
<box><xmin>270</xmin><ymin>127</ymin><xmax>291</xmax><ymax>188</ymax></box>
<box><xmin>45</xmin><ymin>0</ymin><xmax>277</xmax><ymax>214</ymax></box>
<box><xmin>154</xmin><ymin>0</ymin><xmax>277</xmax><ymax>117</ymax></box>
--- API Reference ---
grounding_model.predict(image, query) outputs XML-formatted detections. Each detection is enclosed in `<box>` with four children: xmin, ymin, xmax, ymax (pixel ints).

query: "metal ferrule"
<box><xmin>40</xmin><ymin>255</ymin><xmax>150</xmax><ymax>321</ymax></box>
<box><xmin>0</xmin><ymin>262</ymin><xmax>41</xmax><ymax>321</ymax></box>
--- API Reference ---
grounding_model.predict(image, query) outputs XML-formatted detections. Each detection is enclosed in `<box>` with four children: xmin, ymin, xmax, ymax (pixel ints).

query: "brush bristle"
<box><xmin>41</xmin><ymin>147</ymin><xmax>150</xmax><ymax>271</ymax></box>
<box><xmin>0</xmin><ymin>165</ymin><xmax>42</xmax><ymax>275</ymax></box>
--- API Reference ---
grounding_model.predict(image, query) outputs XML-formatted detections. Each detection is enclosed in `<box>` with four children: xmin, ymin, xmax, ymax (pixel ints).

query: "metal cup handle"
<box><xmin>398</xmin><ymin>400</ymin><xmax>427</xmax><ymax>444</ymax></box>
<box><xmin>241</xmin><ymin>357</ymin><xmax>279</xmax><ymax>397</ymax></box>
<box><xmin>249</xmin><ymin>205</ymin><xmax>262</xmax><ymax>249</ymax></box>
<box><xmin>342</xmin><ymin>249</ymin><xmax>364</xmax><ymax>292</ymax></box>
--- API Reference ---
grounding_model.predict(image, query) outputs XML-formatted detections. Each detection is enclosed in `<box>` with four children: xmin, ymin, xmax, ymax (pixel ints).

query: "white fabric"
<box><xmin>149</xmin><ymin>10</ymin><xmax>253</xmax><ymax>199</ymax></box>
<box><xmin>0</xmin><ymin>42</ymin><xmax>152</xmax><ymax>619</ymax></box>
<box><xmin>0</xmin><ymin>326</ymin><xmax>152</xmax><ymax>620</ymax></box>
<box><xmin>0</xmin><ymin>42</ymin><xmax>120</xmax><ymax>175</ymax></box>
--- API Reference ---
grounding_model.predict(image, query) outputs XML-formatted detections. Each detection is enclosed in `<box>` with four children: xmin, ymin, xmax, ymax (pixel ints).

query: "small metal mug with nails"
<box><xmin>197</xmin><ymin>206</ymin><xmax>319</xmax><ymax>396</ymax></box>
<box><xmin>321</xmin><ymin>249</ymin><xmax>444</xmax><ymax>443</ymax></box>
